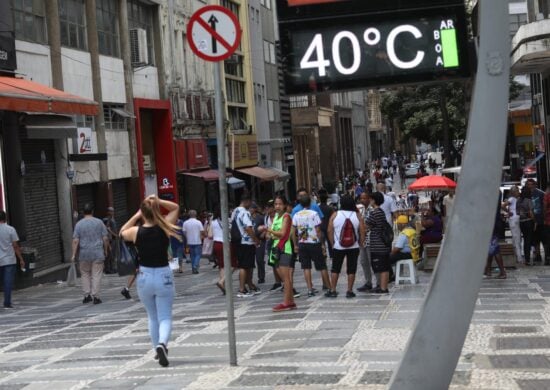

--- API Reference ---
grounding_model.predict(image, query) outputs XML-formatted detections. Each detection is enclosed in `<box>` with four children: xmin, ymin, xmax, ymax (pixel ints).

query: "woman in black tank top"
<box><xmin>120</xmin><ymin>195</ymin><xmax>180</xmax><ymax>367</ymax></box>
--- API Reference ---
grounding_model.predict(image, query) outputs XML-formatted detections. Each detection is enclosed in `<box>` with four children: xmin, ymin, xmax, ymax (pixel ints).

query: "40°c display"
<box><xmin>280</xmin><ymin>12</ymin><xmax>470</xmax><ymax>94</ymax></box>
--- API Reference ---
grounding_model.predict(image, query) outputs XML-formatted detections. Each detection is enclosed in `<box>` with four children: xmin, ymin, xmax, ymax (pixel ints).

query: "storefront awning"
<box><xmin>23</xmin><ymin>114</ymin><xmax>77</xmax><ymax>139</ymax></box>
<box><xmin>182</xmin><ymin>169</ymin><xmax>233</xmax><ymax>182</ymax></box>
<box><xmin>236</xmin><ymin>166</ymin><xmax>278</xmax><ymax>181</ymax></box>
<box><xmin>182</xmin><ymin>169</ymin><xmax>220</xmax><ymax>181</ymax></box>
<box><xmin>266</xmin><ymin>167</ymin><xmax>291</xmax><ymax>181</ymax></box>
<box><xmin>227</xmin><ymin>176</ymin><xmax>246</xmax><ymax>189</ymax></box>
<box><xmin>0</xmin><ymin>77</ymin><xmax>98</xmax><ymax>115</ymax></box>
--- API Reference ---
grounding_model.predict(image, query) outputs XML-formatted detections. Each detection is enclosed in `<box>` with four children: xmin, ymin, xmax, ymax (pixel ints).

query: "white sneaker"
<box><xmin>237</xmin><ymin>290</ymin><xmax>252</xmax><ymax>298</ymax></box>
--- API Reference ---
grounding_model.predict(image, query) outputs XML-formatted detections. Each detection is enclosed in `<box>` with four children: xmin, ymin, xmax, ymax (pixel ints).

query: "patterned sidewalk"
<box><xmin>0</xmin><ymin>262</ymin><xmax>550</xmax><ymax>389</ymax></box>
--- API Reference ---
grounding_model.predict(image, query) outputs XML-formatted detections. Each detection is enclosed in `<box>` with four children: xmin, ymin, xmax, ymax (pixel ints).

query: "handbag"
<box><xmin>117</xmin><ymin>240</ymin><xmax>138</xmax><ymax>277</ymax></box>
<box><xmin>66</xmin><ymin>263</ymin><xmax>77</xmax><ymax>287</ymax></box>
<box><xmin>202</xmin><ymin>237</ymin><xmax>214</xmax><ymax>256</ymax></box>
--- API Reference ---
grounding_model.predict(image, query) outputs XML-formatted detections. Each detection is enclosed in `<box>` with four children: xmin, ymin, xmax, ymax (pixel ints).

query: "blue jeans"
<box><xmin>0</xmin><ymin>264</ymin><xmax>16</xmax><ymax>307</ymax></box>
<box><xmin>136</xmin><ymin>266</ymin><xmax>175</xmax><ymax>347</ymax></box>
<box><xmin>189</xmin><ymin>245</ymin><xmax>202</xmax><ymax>270</ymax></box>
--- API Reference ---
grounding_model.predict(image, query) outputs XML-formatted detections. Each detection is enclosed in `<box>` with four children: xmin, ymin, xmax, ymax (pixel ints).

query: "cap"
<box><xmin>107</xmin><ymin>207</ymin><xmax>114</xmax><ymax>211</ymax></box>
<box><xmin>250</xmin><ymin>202</ymin><xmax>258</xmax><ymax>209</ymax></box>
<box><xmin>396</xmin><ymin>215</ymin><xmax>409</xmax><ymax>224</ymax></box>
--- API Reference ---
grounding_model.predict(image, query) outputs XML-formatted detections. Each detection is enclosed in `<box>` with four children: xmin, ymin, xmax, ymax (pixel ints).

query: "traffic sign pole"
<box><xmin>214</xmin><ymin>59</ymin><xmax>238</xmax><ymax>366</ymax></box>
<box><xmin>187</xmin><ymin>4</ymin><xmax>241</xmax><ymax>367</ymax></box>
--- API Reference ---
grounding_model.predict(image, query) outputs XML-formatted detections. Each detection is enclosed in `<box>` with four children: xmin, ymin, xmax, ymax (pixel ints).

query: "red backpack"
<box><xmin>339</xmin><ymin>212</ymin><xmax>357</xmax><ymax>248</ymax></box>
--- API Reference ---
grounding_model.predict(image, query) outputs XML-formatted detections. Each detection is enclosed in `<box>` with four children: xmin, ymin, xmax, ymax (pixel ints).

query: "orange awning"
<box><xmin>0</xmin><ymin>77</ymin><xmax>98</xmax><ymax>115</ymax></box>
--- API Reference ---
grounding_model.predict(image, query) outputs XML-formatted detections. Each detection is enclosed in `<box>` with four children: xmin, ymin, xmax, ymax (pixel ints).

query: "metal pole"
<box><xmin>215</xmin><ymin>61</ymin><xmax>238</xmax><ymax>366</ymax></box>
<box><xmin>389</xmin><ymin>1</ymin><xmax>509</xmax><ymax>389</ymax></box>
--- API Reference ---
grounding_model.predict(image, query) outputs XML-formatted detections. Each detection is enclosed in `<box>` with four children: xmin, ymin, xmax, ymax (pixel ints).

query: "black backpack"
<box><xmin>381</xmin><ymin>220</ymin><xmax>394</xmax><ymax>247</ymax></box>
<box><xmin>230</xmin><ymin>212</ymin><xmax>243</xmax><ymax>243</ymax></box>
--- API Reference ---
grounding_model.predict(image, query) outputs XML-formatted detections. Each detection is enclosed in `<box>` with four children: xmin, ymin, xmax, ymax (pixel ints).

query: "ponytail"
<box><xmin>141</xmin><ymin>198</ymin><xmax>181</xmax><ymax>241</ymax></box>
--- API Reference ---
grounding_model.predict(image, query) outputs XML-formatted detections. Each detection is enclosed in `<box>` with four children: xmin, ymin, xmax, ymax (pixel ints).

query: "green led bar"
<box><xmin>441</xmin><ymin>28</ymin><xmax>459</xmax><ymax>68</ymax></box>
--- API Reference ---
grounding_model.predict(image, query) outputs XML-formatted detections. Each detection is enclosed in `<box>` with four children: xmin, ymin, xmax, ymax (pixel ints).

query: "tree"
<box><xmin>380</xmin><ymin>77</ymin><xmax>524</xmax><ymax>165</ymax></box>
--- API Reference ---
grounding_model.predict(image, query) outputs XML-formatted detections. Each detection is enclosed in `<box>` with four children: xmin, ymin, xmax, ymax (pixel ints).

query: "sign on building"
<box><xmin>276</xmin><ymin>0</ymin><xmax>471</xmax><ymax>94</ymax></box>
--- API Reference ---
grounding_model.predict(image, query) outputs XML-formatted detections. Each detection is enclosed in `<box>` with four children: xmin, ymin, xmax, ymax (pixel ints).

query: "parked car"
<box><xmin>405</xmin><ymin>163</ymin><xmax>420</xmax><ymax>178</ymax></box>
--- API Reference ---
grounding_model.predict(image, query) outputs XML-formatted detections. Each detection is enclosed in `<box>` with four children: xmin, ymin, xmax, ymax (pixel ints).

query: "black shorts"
<box><xmin>371</xmin><ymin>252</ymin><xmax>391</xmax><ymax>273</ymax></box>
<box><xmin>299</xmin><ymin>243</ymin><xmax>327</xmax><ymax>271</ymax></box>
<box><xmin>278</xmin><ymin>252</ymin><xmax>295</xmax><ymax>268</ymax></box>
<box><xmin>331</xmin><ymin>248</ymin><xmax>359</xmax><ymax>275</ymax></box>
<box><xmin>237</xmin><ymin>244</ymin><xmax>256</xmax><ymax>269</ymax></box>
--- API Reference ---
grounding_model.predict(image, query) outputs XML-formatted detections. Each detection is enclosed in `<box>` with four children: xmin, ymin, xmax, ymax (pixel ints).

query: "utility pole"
<box><xmin>85</xmin><ymin>0</ymin><xmax>110</xmax><ymax>210</ymax></box>
<box><xmin>45</xmin><ymin>0</ymin><xmax>73</xmax><ymax>262</ymax></box>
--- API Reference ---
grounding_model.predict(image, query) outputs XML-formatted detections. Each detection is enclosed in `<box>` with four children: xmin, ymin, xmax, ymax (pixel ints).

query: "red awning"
<box><xmin>0</xmin><ymin>77</ymin><xmax>98</xmax><ymax>115</ymax></box>
<box><xmin>236</xmin><ymin>166</ymin><xmax>278</xmax><ymax>181</ymax></box>
<box><xmin>182</xmin><ymin>169</ymin><xmax>232</xmax><ymax>181</ymax></box>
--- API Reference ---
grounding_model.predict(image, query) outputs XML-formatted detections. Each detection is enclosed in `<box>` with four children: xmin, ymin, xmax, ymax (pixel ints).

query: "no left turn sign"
<box><xmin>187</xmin><ymin>5</ymin><xmax>242</xmax><ymax>62</ymax></box>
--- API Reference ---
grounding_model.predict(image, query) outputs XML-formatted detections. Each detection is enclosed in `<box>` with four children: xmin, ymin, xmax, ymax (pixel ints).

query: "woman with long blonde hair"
<box><xmin>120</xmin><ymin>195</ymin><xmax>180</xmax><ymax>367</ymax></box>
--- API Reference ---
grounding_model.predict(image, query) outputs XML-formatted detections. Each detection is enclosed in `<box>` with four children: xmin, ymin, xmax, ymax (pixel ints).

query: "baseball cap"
<box><xmin>250</xmin><ymin>202</ymin><xmax>258</xmax><ymax>209</ymax></box>
<box><xmin>396</xmin><ymin>215</ymin><xmax>409</xmax><ymax>224</ymax></box>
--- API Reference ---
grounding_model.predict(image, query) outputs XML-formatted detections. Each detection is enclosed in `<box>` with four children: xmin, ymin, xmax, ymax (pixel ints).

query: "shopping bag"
<box><xmin>202</xmin><ymin>237</ymin><xmax>214</xmax><ymax>256</ymax></box>
<box><xmin>117</xmin><ymin>240</ymin><xmax>138</xmax><ymax>276</ymax></box>
<box><xmin>169</xmin><ymin>258</ymin><xmax>180</xmax><ymax>271</ymax></box>
<box><xmin>66</xmin><ymin>263</ymin><xmax>77</xmax><ymax>287</ymax></box>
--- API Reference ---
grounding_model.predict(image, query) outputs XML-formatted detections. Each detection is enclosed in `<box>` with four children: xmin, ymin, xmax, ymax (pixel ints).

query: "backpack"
<box><xmin>230</xmin><ymin>211</ymin><xmax>242</xmax><ymax>243</ymax></box>
<box><xmin>382</xmin><ymin>220</ymin><xmax>394</xmax><ymax>247</ymax></box>
<box><xmin>339</xmin><ymin>212</ymin><xmax>357</xmax><ymax>248</ymax></box>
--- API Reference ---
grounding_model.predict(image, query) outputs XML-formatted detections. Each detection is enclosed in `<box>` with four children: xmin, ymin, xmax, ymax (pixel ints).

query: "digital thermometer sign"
<box><xmin>277</xmin><ymin>0</ymin><xmax>471</xmax><ymax>94</ymax></box>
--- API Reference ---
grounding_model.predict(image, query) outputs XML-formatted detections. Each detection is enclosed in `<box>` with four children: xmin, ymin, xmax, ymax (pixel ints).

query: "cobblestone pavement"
<box><xmin>1</xmin><ymin>260</ymin><xmax>550</xmax><ymax>389</ymax></box>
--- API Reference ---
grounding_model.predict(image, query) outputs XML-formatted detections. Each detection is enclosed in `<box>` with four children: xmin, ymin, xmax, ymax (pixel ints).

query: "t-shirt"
<box><xmin>291</xmin><ymin>202</ymin><xmax>324</xmax><ymax>218</ymax></box>
<box><xmin>507</xmin><ymin>197</ymin><xmax>518</xmax><ymax>218</ymax></box>
<box><xmin>182</xmin><ymin>218</ymin><xmax>204</xmax><ymax>245</ymax></box>
<box><xmin>73</xmin><ymin>217</ymin><xmax>108</xmax><ymax>261</ymax></box>
<box><xmin>212</xmin><ymin>219</ymin><xmax>225</xmax><ymax>242</ymax></box>
<box><xmin>332</xmin><ymin>210</ymin><xmax>360</xmax><ymax>250</ymax></box>
<box><xmin>380</xmin><ymin>194</ymin><xmax>398</xmax><ymax>224</ymax></box>
<box><xmin>395</xmin><ymin>232</ymin><xmax>412</xmax><ymax>253</ymax></box>
<box><xmin>443</xmin><ymin>194</ymin><xmax>455</xmax><ymax>217</ymax></box>
<box><xmin>0</xmin><ymin>223</ymin><xmax>18</xmax><ymax>267</ymax></box>
<box><xmin>319</xmin><ymin>203</ymin><xmax>334</xmax><ymax>233</ymax></box>
<box><xmin>366</xmin><ymin>208</ymin><xmax>390</xmax><ymax>253</ymax></box>
<box><xmin>517</xmin><ymin>198</ymin><xmax>534</xmax><ymax>222</ymax></box>
<box><xmin>170</xmin><ymin>219</ymin><xmax>184</xmax><ymax>249</ymax></box>
<box><xmin>532</xmin><ymin>188</ymin><xmax>545</xmax><ymax>224</ymax></box>
<box><xmin>292</xmin><ymin>209</ymin><xmax>322</xmax><ymax>244</ymax></box>
<box><xmin>232</xmin><ymin>207</ymin><xmax>254</xmax><ymax>245</ymax></box>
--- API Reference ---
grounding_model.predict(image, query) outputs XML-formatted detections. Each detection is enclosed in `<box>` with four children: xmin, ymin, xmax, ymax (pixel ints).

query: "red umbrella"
<box><xmin>408</xmin><ymin>175</ymin><xmax>457</xmax><ymax>191</ymax></box>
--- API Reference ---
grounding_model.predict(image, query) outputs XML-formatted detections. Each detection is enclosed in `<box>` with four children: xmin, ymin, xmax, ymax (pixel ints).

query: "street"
<box><xmin>0</xmin><ymin>263</ymin><xmax>549</xmax><ymax>389</ymax></box>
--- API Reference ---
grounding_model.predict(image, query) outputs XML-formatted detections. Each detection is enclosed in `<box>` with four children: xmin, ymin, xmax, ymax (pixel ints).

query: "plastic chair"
<box><xmin>395</xmin><ymin>259</ymin><xmax>418</xmax><ymax>285</ymax></box>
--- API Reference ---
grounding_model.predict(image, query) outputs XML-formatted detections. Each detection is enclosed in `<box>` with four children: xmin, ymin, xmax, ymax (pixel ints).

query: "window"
<box><xmin>269</xmin><ymin>43</ymin><xmax>276</xmax><ymax>64</ymax></box>
<box><xmin>290</xmin><ymin>95</ymin><xmax>309</xmax><ymax>108</ymax></box>
<box><xmin>225</xmin><ymin>54</ymin><xmax>243</xmax><ymax>77</ymax></box>
<box><xmin>96</xmin><ymin>0</ymin><xmax>119</xmax><ymax>57</ymax></box>
<box><xmin>268</xmin><ymin>100</ymin><xmax>275</xmax><ymax>122</ymax></box>
<box><xmin>509</xmin><ymin>13</ymin><xmax>528</xmax><ymax>38</ymax></box>
<box><xmin>263</xmin><ymin>40</ymin><xmax>270</xmax><ymax>63</ymax></box>
<box><xmin>103</xmin><ymin>105</ymin><xmax>127</xmax><ymax>131</ymax></box>
<box><xmin>228</xmin><ymin>106</ymin><xmax>247</xmax><ymax>131</ymax></box>
<box><xmin>128</xmin><ymin>0</ymin><xmax>155</xmax><ymax>64</ymax></box>
<box><xmin>226</xmin><ymin>79</ymin><xmax>246</xmax><ymax>104</ymax></box>
<box><xmin>221</xmin><ymin>0</ymin><xmax>239</xmax><ymax>17</ymax></box>
<box><xmin>59</xmin><ymin>0</ymin><xmax>87</xmax><ymax>50</ymax></box>
<box><xmin>264</xmin><ymin>41</ymin><xmax>276</xmax><ymax>64</ymax></box>
<box><xmin>12</xmin><ymin>0</ymin><xmax>46</xmax><ymax>43</ymax></box>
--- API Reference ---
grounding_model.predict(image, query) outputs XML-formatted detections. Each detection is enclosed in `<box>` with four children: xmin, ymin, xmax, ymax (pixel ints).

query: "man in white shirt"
<box><xmin>182</xmin><ymin>210</ymin><xmax>204</xmax><ymax>274</ymax></box>
<box><xmin>0</xmin><ymin>211</ymin><xmax>25</xmax><ymax>308</ymax></box>
<box><xmin>376</xmin><ymin>183</ymin><xmax>398</xmax><ymax>224</ymax></box>
<box><xmin>292</xmin><ymin>195</ymin><xmax>331</xmax><ymax>297</ymax></box>
<box><xmin>231</xmin><ymin>195</ymin><xmax>260</xmax><ymax>297</ymax></box>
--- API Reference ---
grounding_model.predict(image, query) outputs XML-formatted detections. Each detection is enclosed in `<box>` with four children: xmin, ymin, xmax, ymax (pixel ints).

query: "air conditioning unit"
<box><xmin>130</xmin><ymin>28</ymin><xmax>148</xmax><ymax>65</ymax></box>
